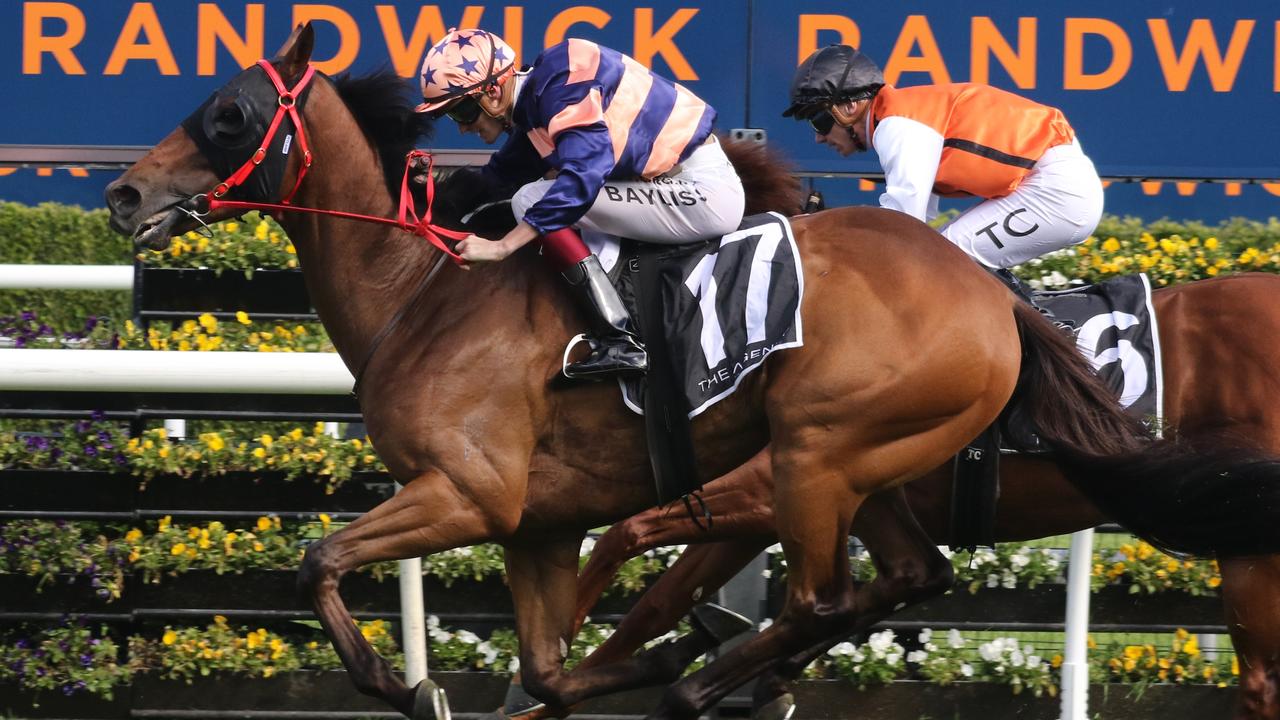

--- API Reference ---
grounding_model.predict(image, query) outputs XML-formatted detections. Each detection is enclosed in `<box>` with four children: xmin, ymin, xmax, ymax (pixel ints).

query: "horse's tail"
<box><xmin>1012</xmin><ymin>301</ymin><xmax>1280</xmax><ymax>557</ymax></box>
<box><xmin>718</xmin><ymin>135</ymin><xmax>806</xmax><ymax>216</ymax></box>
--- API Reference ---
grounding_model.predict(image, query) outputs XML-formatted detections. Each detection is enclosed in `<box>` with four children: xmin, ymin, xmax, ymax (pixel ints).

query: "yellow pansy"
<box><xmin>162</xmin><ymin>630</ymin><xmax>177</xmax><ymax>645</ymax></box>
<box><xmin>198</xmin><ymin>313</ymin><xmax>218</xmax><ymax>332</ymax></box>
<box><xmin>171</xmin><ymin>543</ymin><xmax>187</xmax><ymax>556</ymax></box>
<box><xmin>257</xmin><ymin>516</ymin><xmax>272</xmax><ymax>532</ymax></box>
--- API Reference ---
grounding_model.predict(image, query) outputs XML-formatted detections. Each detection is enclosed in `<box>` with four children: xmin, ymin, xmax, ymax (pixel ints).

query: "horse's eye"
<box><xmin>211</xmin><ymin>104</ymin><xmax>246</xmax><ymax>137</ymax></box>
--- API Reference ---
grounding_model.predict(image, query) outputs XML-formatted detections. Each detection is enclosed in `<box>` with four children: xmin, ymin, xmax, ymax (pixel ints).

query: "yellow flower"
<box><xmin>318</xmin><ymin>513</ymin><xmax>331</xmax><ymax>530</ymax></box>
<box><xmin>236</xmin><ymin>310</ymin><xmax>252</xmax><ymax>325</ymax></box>
<box><xmin>253</xmin><ymin>541</ymin><xmax>265</xmax><ymax>552</ymax></box>
<box><xmin>1102</xmin><ymin>238</ymin><xmax>1121</xmax><ymax>253</ymax></box>
<box><xmin>289</xmin><ymin>428</ymin><xmax>304</xmax><ymax>441</ymax></box>
<box><xmin>252</xmin><ymin>447</ymin><xmax>266</xmax><ymax>459</ymax></box>
<box><xmin>125</xmin><ymin>528</ymin><xmax>143</xmax><ymax>543</ymax></box>
<box><xmin>1207</xmin><ymin>576</ymin><xmax>1222</xmax><ymax>588</ymax></box>
<box><xmin>158</xmin><ymin>515</ymin><xmax>171</xmax><ymax>531</ymax></box>
<box><xmin>1204</xmin><ymin>237</ymin><xmax>1219</xmax><ymax>250</ymax></box>
<box><xmin>162</xmin><ymin>630</ymin><xmax>177</xmax><ymax>645</ymax></box>
<box><xmin>1183</xmin><ymin>636</ymin><xmax>1200</xmax><ymax>657</ymax></box>
<box><xmin>255</xmin><ymin>221</ymin><xmax>269</xmax><ymax>240</ymax></box>
<box><xmin>257</xmin><ymin>516</ymin><xmax>272</xmax><ymax>532</ymax></box>
<box><xmin>260</xmin><ymin>434</ymin><xmax>274</xmax><ymax>447</ymax></box>
<box><xmin>171</xmin><ymin>543</ymin><xmax>187</xmax><ymax>556</ymax></box>
<box><xmin>263</xmin><ymin>666</ymin><xmax>276</xmax><ymax>678</ymax></box>
<box><xmin>181</xmin><ymin>319</ymin><xmax>198</xmax><ymax>334</ymax></box>
<box><xmin>188</xmin><ymin>526</ymin><xmax>201</xmax><ymax>539</ymax></box>
<box><xmin>1050</xmin><ymin>654</ymin><xmax>1063</xmax><ymax>668</ymax></box>
<box><xmin>351</xmin><ymin>438</ymin><xmax>363</xmax><ymax>451</ymax></box>
<box><xmin>206</xmin><ymin>434</ymin><xmax>225</xmax><ymax>452</ymax></box>
<box><xmin>225</xmin><ymin>222</ymin><xmax>240</xmax><ymax>233</ymax></box>
<box><xmin>1123</xmin><ymin>645</ymin><xmax>1144</xmax><ymax>660</ymax></box>
<box><xmin>198</xmin><ymin>313</ymin><xmax>218</xmax><ymax>332</ymax></box>
<box><xmin>128</xmin><ymin>548</ymin><xmax>141</xmax><ymax>563</ymax></box>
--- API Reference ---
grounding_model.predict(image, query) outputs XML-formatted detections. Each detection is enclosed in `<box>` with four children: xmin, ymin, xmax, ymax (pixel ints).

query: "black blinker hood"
<box><xmin>181</xmin><ymin>63</ymin><xmax>316</xmax><ymax>204</ymax></box>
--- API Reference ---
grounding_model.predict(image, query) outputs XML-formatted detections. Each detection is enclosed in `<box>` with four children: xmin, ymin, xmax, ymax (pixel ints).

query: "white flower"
<box><xmin>867</xmin><ymin>630</ymin><xmax>896</xmax><ymax>653</ymax></box>
<box><xmin>918</xmin><ymin>628</ymin><xmax>933</xmax><ymax>644</ymax></box>
<box><xmin>852</xmin><ymin>649</ymin><xmax>866</xmax><ymax>663</ymax></box>
<box><xmin>1001</xmin><ymin>570</ymin><xmax>1017</xmax><ymax>589</ymax></box>
<box><xmin>907</xmin><ymin>650</ymin><xmax>928</xmax><ymax>663</ymax></box>
<box><xmin>456</xmin><ymin>630</ymin><xmax>480</xmax><ymax>645</ymax></box>
<box><xmin>829</xmin><ymin>642</ymin><xmax>856</xmax><ymax>657</ymax></box>
<box><xmin>1010</xmin><ymin>551</ymin><xmax>1031</xmax><ymax>569</ymax></box>
<box><xmin>508</xmin><ymin>657</ymin><xmax>520</xmax><ymax>673</ymax></box>
<box><xmin>1028</xmin><ymin>655</ymin><xmax>1042</xmax><ymax>668</ymax></box>
<box><xmin>948</xmin><ymin>629</ymin><xmax>965</xmax><ymax>649</ymax></box>
<box><xmin>1011</xmin><ymin>650</ymin><xmax>1025</xmax><ymax>668</ymax></box>
<box><xmin>986</xmin><ymin>573</ymin><xmax>1000</xmax><ymax>588</ymax></box>
<box><xmin>886</xmin><ymin>652</ymin><xmax>902</xmax><ymax>666</ymax></box>
<box><xmin>960</xmin><ymin>663</ymin><xmax>974</xmax><ymax>677</ymax></box>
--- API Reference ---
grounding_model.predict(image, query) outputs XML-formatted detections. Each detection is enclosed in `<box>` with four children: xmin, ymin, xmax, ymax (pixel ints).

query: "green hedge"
<box><xmin>0</xmin><ymin>202</ymin><xmax>131</xmax><ymax>330</ymax></box>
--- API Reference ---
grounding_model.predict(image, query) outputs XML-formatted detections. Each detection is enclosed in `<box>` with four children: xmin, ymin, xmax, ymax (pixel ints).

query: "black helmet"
<box><xmin>782</xmin><ymin>45</ymin><xmax>884</xmax><ymax>119</ymax></box>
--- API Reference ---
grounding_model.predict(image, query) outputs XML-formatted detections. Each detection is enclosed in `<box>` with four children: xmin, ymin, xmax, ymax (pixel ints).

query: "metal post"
<box><xmin>163</xmin><ymin>418</ymin><xmax>186</xmax><ymax>440</ymax></box>
<box><xmin>716</xmin><ymin>551</ymin><xmax>768</xmax><ymax>713</ymax></box>
<box><xmin>1061</xmin><ymin>528</ymin><xmax>1094</xmax><ymax>720</ymax></box>
<box><xmin>396</xmin><ymin>482</ymin><xmax>428</xmax><ymax>687</ymax></box>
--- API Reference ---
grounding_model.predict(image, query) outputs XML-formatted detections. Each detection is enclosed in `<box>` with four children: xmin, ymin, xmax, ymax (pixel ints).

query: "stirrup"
<box><xmin>560</xmin><ymin>333</ymin><xmax>593</xmax><ymax>380</ymax></box>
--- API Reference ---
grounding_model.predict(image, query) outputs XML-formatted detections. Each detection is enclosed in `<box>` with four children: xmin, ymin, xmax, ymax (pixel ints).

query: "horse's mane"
<box><xmin>331</xmin><ymin>69</ymin><xmax>435</xmax><ymax>199</ymax></box>
<box><xmin>718</xmin><ymin>136</ymin><xmax>806</xmax><ymax>216</ymax></box>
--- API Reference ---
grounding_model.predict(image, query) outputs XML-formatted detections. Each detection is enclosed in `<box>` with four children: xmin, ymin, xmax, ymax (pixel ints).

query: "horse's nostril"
<box><xmin>106</xmin><ymin>183</ymin><xmax>142</xmax><ymax>215</ymax></box>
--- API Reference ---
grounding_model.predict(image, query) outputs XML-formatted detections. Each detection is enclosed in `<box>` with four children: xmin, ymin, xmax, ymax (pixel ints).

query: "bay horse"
<box><xmin>103</xmin><ymin>25</ymin><xmax>1280</xmax><ymax>720</ymax></box>
<box><xmin>510</xmin><ymin>273</ymin><xmax>1280</xmax><ymax>720</ymax></box>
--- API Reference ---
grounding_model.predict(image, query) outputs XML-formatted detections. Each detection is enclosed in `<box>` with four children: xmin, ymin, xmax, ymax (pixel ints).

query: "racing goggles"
<box><xmin>809</xmin><ymin>109</ymin><xmax>836</xmax><ymax>136</ymax></box>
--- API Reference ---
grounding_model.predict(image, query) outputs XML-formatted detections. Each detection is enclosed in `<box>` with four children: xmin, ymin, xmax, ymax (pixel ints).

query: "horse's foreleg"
<box><xmin>581</xmin><ymin>538</ymin><xmax>771</xmax><ymax>671</ymax></box>
<box><xmin>1220</xmin><ymin>556</ymin><xmax>1280</xmax><ymax>719</ymax></box>
<box><xmin>576</xmin><ymin>448</ymin><xmax>773</xmax><ymax>632</ymax></box>
<box><xmin>750</xmin><ymin>487</ymin><xmax>953</xmax><ymax>718</ymax></box>
<box><xmin>298</xmin><ymin>471</ymin><xmax>503</xmax><ymax>718</ymax></box>
<box><xmin>647</xmin><ymin>462</ymin><xmax>865</xmax><ymax>720</ymax></box>
<box><xmin>505</xmin><ymin>538</ymin><xmax>733</xmax><ymax>713</ymax></box>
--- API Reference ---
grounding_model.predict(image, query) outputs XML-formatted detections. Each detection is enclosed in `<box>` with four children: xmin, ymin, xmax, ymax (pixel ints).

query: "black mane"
<box><xmin>331</xmin><ymin>68</ymin><xmax>435</xmax><ymax>199</ymax></box>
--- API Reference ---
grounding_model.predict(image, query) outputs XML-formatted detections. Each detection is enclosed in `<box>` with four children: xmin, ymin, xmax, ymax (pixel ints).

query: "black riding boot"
<box><xmin>993</xmin><ymin>268</ymin><xmax>1070</xmax><ymax>329</ymax></box>
<box><xmin>561</xmin><ymin>255</ymin><xmax>648</xmax><ymax>380</ymax></box>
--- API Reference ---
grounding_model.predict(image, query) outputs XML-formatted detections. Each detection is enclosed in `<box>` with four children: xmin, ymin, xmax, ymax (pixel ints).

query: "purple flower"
<box><xmin>90</xmin><ymin>410</ymin><xmax>106</xmax><ymax>422</ymax></box>
<box><xmin>50</xmin><ymin>448</ymin><xmax>63</xmax><ymax>461</ymax></box>
<box><xmin>80</xmin><ymin>653</ymin><xmax>93</xmax><ymax>667</ymax></box>
<box><xmin>114</xmin><ymin>453</ymin><xmax>127</xmax><ymax>466</ymax></box>
<box><xmin>84</xmin><ymin>446</ymin><xmax>98</xmax><ymax>457</ymax></box>
<box><xmin>15</xmin><ymin>638</ymin><xmax>29</xmax><ymax>649</ymax></box>
<box><xmin>75</xmin><ymin>420</ymin><xmax>90</xmax><ymax>434</ymax></box>
<box><xmin>20</xmin><ymin>311</ymin><xmax>35</xmax><ymax>322</ymax></box>
<box><xmin>97</xmin><ymin>431</ymin><xmax>112</xmax><ymax>443</ymax></box>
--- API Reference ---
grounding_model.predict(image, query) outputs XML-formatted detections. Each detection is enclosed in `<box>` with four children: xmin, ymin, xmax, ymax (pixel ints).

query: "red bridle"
<box><xmin>197</xmin><ymin>59</ymin><xmax>468</xmax><ymax>264</ymax></box>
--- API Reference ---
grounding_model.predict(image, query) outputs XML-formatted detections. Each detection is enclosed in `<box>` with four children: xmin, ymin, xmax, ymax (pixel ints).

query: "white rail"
<box><xmin>1060</xmin><ymin>529</ymin><xmax>1095</xmax><ymax>720</ymax></box>
<box><xmin>0</xmin><ymin>349</ymin><xmax>352</xmax><ymax>393</ymax></box>
<box><xmin>0</xmin><ymin>264</ymin><xmax>132</xmax><ymax>290</ymax></box>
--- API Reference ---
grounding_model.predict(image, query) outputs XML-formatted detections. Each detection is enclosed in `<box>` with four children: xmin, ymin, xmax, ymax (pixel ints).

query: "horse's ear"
<box><xmin>272</xmin><ymin>23</ymin><xmax>314</xmax><ymax>78</ymax></box>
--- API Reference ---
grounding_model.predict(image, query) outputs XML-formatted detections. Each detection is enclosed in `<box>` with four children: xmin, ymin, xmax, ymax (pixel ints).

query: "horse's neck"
<box><xmin>277</xmin><ymin>89</ymin><xmax>442</xmax><ymax>373</ymax></box>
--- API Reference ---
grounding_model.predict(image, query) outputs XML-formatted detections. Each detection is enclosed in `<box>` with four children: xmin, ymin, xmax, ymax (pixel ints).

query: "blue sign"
<box><xmin>3</xmin><ymin>1</ymin><xmax>1278</xmax><ymax>216</ymax></box>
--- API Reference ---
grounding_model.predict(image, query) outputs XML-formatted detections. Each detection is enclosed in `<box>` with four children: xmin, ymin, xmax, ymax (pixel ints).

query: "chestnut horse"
<box><xmin>104</xmin><ymin>26</ymin><xmax>1280</xmax><ymax>720</ymax></box>
<box><xmin>518</xmin><ymin>273</ymin><xmax>1280</xmax><ymax>720</ymax></box>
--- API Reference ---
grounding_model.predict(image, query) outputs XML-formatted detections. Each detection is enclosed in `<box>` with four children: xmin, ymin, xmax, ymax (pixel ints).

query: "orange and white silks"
<box><xmin>871</xmin><ymin>83</ymin><xmax>1076</xmax><ymax>199</ymax></box>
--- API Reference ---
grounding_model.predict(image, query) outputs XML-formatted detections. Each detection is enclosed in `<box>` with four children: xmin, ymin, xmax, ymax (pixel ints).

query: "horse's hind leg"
<box><xmin>1221</xmin><ymin>556</ymin><xmax>1280</xmax><ymax>719</ymax></box>
<box><xmin>750</xmin><ymin>487</ymin><xmax>954</xmax><ymax>719</ymax></box>
<box><xmin>297</xmin><ymin>469</ymin><xmax>507</xmax><ymax>717</ymax></box>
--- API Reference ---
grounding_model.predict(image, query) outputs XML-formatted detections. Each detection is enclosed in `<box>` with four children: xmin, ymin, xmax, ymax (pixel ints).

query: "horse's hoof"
<box><xmin>411</xmin><ymin>678</ymin><xmax>452</xmax><ymax>720</ymax></box>
<box><xmin>502</xmin><ymin>681</ymin><xmax>548</xmax><ymax>718</ymax></box>
<box><xmin>752</xmin><ymin>692</ymin><xmax>796</xmax><ymax>720</ymax></box>
<box><xmin>689</xmin><ymin>602</ymin><xmax>754</xmax><ymax>645</ymax></box>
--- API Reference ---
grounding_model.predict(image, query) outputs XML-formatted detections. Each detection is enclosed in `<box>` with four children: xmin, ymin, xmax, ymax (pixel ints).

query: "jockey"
<box><xmin>783</xmin><ymin>44</ymin><xmax>1104</xmax><ymax>274</ymax></box>
<box><xmin>416</xmin><ymin>29</ymin><xmax>745</xmax><ymax>380</ymax></box>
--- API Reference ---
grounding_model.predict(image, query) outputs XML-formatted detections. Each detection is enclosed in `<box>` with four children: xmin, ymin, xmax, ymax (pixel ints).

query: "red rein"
<box><xmin>202</xmin><ymin>60</ymin><xmax>469</xmax><ymax>265</ymax></box>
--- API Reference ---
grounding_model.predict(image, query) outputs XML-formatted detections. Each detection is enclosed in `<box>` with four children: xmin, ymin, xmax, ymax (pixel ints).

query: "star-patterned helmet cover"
<box><xmin>415</xmin><ymin>28</ymin><xmax>516</xmax><ymax>114</ymax></box>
